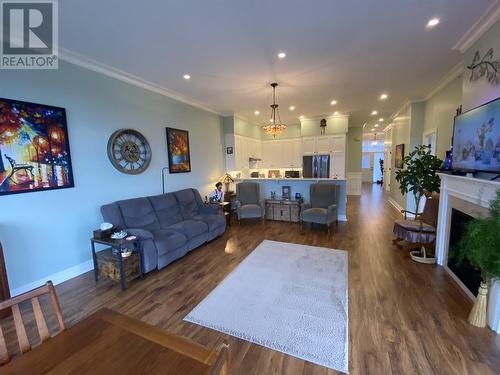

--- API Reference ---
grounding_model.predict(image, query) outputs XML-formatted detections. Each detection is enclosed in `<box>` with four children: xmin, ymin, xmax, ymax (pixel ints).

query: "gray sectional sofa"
<box><xmin>101</xmin><ymin>188</ymin><xmax>226</xmax><ymax>273</ymax></box>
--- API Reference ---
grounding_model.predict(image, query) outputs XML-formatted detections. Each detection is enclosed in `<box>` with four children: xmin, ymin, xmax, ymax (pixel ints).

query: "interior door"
<box><xmin>384</xmin><ymin>145</ymin><xmax>392</xmax><ymax>191</ymax></box>
<box><xmin>362</xmin><ymin>153</ymin><xmax>373</xmax><ymax>182</ymax></box>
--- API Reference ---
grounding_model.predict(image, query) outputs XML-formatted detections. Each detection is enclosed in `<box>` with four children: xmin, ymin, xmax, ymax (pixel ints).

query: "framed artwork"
<box><xmin>282</xmin><ymin>186</ymin><xmax>291</xmax><ymax>200</ymax></box>
<box><xmin>166</xmin><ymin>127</ymin><xmax>191</xmax><ymax>173</ymax></box>
<box><xmin>0</xmin><ymin>98</ymin><xmax>74</xmax><ymax>196</ymax></box>
<box><xmin>395</xmin><ymin>144</ymin><xmax>405</xmax><ymax>169</ymax></box>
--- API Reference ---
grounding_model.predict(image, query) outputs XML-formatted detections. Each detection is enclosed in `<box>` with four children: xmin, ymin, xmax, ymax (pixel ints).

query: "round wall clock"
<box><xmin>107</xmin><ymin>129</ymin><xmax>152</xmax><ymax>174</ymax></box>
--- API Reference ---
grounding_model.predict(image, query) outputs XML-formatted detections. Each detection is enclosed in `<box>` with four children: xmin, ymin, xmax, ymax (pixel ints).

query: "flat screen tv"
<box><xmin>452</xmin><ymin>97</ymin><xmax>500</xmax><ymax>173</ymax></box>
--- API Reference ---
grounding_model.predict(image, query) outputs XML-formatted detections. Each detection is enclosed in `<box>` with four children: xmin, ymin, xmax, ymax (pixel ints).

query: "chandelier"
<box><xmin>262</xmin><ymin>82</ymin><xmax>286</xmax><ymax>138</ymax></box>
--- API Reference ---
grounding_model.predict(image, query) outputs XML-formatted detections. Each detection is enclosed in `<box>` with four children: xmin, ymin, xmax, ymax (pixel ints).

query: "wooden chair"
<box><xmin>0</xmin><ymin>281</ymin><xmax>65</xmax><ymax>364</ymax></box>
<box><xmin>392</xmin><ymin>193</ymin><xmax>440</xmax><ymax>260</ymax></box>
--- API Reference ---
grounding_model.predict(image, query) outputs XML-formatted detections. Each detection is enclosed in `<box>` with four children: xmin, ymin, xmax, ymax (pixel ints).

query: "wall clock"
<box><xmin>107</xmin><ymin>129</ymin><xmax>152</xmax><ymax>174</ymax></box>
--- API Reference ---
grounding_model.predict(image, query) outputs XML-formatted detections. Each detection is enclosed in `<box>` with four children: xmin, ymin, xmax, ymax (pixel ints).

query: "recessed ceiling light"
<box><xmin>299</xmin><ymin>115</ymin><xmax>304</xmax><ymax>119</ymax></box>
<box><xmin>254</xmin><ymin>110</ymin><xmax>260</xmax><ymax>115</ymax></box>
<box><xmin>427</xmin><ymin>18</ymin><xmax>440</xmax><ymax>28</ymax></box>
<box><xmin>330</xmin><ymin>100</ymin><xmax>337</xmax><ymax>106</ymax></box>
<box><xmin>374</xmin><ymin>124</ymin><xmax>379</xmax><ymax>128</ymax></box>
<box><xmin>278</xmin><ymin>52</ymin><xmax>286</xmax><ymax>59</ymax></box>
<box><xmin>333</xmin><ymin>111</ymin><xmax>339</xmax><ymax>115</ymax></box>
<box><xmin>379</xmin><ymin>118</ymin><xmax>384</xmax><ymax>122</ymax></box>
<box><xmin>371</xmin><ymin>110</ymin><xmax>378</xmax><ymax>115</ymax></box>
<box><xmin>371</xmin><ymin>128</ymin><xmax>375</xmax><ymax>131</ymax></box>
<box><xmin>289</xmin><ymin>106</ymin><xmax>295</xmax><ymax>111</ymax></box>
<box><xmin>269</xmin><ymin>119</ymin><xmax>273</xmax><ymax>122</ymax></box>
<box><xmin>380</xmin><ymin>93</ymin><xmax>388</xmax><ymax>100</ymax></box>
<box><xmin>183</xmin><ymin>74</ymin><xmax>191</xmax><ymax>80</ymax></box>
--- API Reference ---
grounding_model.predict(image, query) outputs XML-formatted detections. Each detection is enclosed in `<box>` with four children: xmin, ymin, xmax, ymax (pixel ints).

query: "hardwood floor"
<box><xmin>6</xmin><ymin>184</ymin><xmax>500</xmax><ymax>374</ymax></box>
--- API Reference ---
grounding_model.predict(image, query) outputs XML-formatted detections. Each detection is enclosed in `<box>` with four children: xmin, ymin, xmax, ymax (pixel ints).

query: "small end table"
<box><xmin>91</xmin><ymin>236</ymin><xmax>142</xmax><ymax>291</ymax></box>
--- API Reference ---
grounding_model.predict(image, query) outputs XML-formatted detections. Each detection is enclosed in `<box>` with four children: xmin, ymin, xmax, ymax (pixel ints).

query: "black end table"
<box><xmin>91</xmin><ymin>236</ymin><xmax>142</xmax><ymax>291</ymax></box>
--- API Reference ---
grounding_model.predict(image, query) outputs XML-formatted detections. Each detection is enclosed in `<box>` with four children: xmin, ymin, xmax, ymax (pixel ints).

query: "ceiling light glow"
<box><xmin>330</xmin><ymin>100</ymin><xmax>337</xmax><ymax>106</ymax></box>
<box><xmin>289</xmin><ymin>106</ymin><xmax>295</xmax><ymax>111</ymax></box>
<box><xmin>427</xmin><ymin>18</ymin><xmax>440</xmax><ymax>28</ymax></box>
<box><xmin>254</xmin><ymin>110</ymin><xmax>260</xmax><ymax>115</ymax></box>
<box><xmin>379</xmin><ymin>118</ymin><xmax>384</xmax><ymax>122</ymax></box>
<box><xmin>278</xmin><ymin>52</ymin><xmax>286</xmax><ymax>59</ymax></box>
<box><xmin>371</xmin><ymin>110</ymin><xmax>378</xmax><ymax>115</ymax></box>
<box><xmin>380</xmin><ymin>93</ymin><xmax>388</xmax><ymax>100</ymax></box>
<box><xmin>183</xmin><ymin>74</ymin><xmax>191</xmax><ymax>80</ymax></box>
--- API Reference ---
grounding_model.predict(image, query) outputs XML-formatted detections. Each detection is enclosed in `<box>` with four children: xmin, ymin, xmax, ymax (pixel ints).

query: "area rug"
<box><xmin>184</xmin><ymin>240</ymin><xmax>348</xmax><ymax>373</ymax></box>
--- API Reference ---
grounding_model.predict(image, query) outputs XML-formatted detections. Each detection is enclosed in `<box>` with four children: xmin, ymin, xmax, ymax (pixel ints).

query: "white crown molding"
<box><xmin>453</xmin><ymin>0</ymin><xmax>500</xmax><ymax>53</ymax></box>
<box><xmin>301</xmin><ymin>113</ymin><xmax>350</xmax><ymax>121</ymax></box>
<box><xmin>390</xmin><ymin>99</ymin><xmax>410</xmax><ymax>120</ymax></box>
<box><xmin>59</xmin><ymin>48</ymin><xmax>222</xmax><ymax>116</ymax></box>
<box><xmin>424</xmin><ymin>62</ymin><xmax>464</xmax><ymax>101</ymax></box>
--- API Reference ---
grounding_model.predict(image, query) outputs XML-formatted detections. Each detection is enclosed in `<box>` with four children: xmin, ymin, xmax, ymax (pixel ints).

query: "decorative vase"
<box><xmin>468</xmin><ymin>281</ymin><xmax>489</xmax><ymax>328</ymax></box>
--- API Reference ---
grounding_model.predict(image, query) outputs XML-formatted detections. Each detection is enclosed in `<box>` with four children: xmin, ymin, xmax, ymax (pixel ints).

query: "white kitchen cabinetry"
<box><xmin>261</xmin><ymin>138</ymin><xmax>302</xmax><ymax>168</ymax></box>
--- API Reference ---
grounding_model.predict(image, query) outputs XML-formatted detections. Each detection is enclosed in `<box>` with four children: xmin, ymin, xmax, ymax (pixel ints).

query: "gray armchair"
<box><xmin>300</xmin><ymin>183</ymin><xmax>338</xmax><ymax>234</ymax></box>
<box><xmin>235</xmin><ymin>182</ymin><xmax>264</xmax><ymax>223</ymax></box>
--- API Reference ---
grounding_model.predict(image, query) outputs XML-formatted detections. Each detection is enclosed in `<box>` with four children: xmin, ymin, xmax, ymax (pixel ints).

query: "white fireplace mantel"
<box><xmin>436</xmin><ymin>173</ymin><xmax>500</xmax><ymax>333</ymax></box>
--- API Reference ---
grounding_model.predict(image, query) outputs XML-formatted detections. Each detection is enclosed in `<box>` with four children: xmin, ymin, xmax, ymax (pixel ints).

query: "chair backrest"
<box><xmin>421</xmin><ymin>193</ymin><xmax>440</xmax><ymax>227</ymax></box>
<box><xmin>236</xmin><ymin>182</ymin><xmax>260</xmax><ymax>205</ymax></box>
<box><xmin>310</xmin><ymin>183</ymin><xmax>337</xmax><ymax>208</ymax></box>
<box><xmin>0</xmin><ymin>281</ymin><xmax>65</xmax><ymax>364</ymax></box>
<box><xmin>3</xmin><ymin>155</ymin><xmax>15</xmax><ymax>168</ymax></box>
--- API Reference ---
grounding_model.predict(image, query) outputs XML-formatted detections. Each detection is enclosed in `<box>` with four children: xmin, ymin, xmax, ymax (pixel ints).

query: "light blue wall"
<box><xmin>0</xmin><ymin>61</ymin><xmax>224</xmax><ymax>292</ymax></box>
<box><xmin>234</xmin><ymin>116</ymin><xmax>261</xmax><ymax>139</ymax></box>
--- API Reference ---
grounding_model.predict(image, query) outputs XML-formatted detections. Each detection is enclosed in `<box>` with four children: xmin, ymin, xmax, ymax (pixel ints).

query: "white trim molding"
<box><xmin>59</xmin><ymin>48</ymin><xmax>221</xmax><ymax>116</ymax></box>
<box><xmin>453</xmin><ymin>0</ymin><xmax>500</xmax><ymax>53</ymax></box>
<box><xmin>10</xmin><ymin>260</ymin><xmax>93</xmax><ymax>297</ymax></box>
<box><xmin>388</xmin><ymin>196</ymin><xmax>404</xmax><ymax>214</ymax></box>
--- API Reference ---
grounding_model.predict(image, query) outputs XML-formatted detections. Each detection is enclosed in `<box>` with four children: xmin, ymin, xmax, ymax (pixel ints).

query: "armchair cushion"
<box><xmin>238</xmin><ymin>203</ymin><xmax>262</xmax><ymax>219</ymax></box>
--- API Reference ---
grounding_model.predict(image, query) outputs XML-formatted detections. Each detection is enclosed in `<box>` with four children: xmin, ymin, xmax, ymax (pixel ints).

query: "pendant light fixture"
<box><xmin>262</xmin><ymin>82</ymin><xmax>286</xmax><ymax>138</ymax></box>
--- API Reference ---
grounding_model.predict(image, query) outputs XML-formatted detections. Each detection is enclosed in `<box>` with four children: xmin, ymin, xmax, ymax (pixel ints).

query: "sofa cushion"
<box><xmin>174</xmin><ymin>189</ymin><xmax>200</xmax><ymax>219</ymax></box>
<box><xmin>301</xmin><ymin>207</ymin><xmax>328</xmax><ymax>223</ymax></box>
<box><xmin>149</xmin><ymin>193</ymin><xmax>182</xmax><ymax>228</ymax></box>
<box><xmin>167</xmin><ymin>219</ymin><xmax>208</xmax><ymax>239</ymax></box>
<box><xmin>152</xmin><ymin>229</ymin><xmax>188</xmax><ymax>256</ymax></box>
<box><xmin>117</xmin><ymin>197</ymin><xmax>160</xmax><ymax>231</ymax></box>
<box><xmin>193</xmin><ymin>214</ymin><xmax>225</xmax><ymax>232</ymax></box>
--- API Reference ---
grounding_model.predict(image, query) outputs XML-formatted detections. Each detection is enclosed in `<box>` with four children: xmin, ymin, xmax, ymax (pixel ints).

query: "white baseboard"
<box><xmin>10</xmin><ymin>260</ymin><xmax>94</xmax><ymax>297</ymax></box>
<box><xmin>388</xmin><ymin>197</ymin><xmax>404</xmax><ymax>214</ymax></box>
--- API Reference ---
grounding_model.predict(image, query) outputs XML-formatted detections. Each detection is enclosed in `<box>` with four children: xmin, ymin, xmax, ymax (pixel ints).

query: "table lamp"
<box><xmin>218</xmin><ymin>172</ymin><xmax>234</xmax><ymax>194</ymax></box>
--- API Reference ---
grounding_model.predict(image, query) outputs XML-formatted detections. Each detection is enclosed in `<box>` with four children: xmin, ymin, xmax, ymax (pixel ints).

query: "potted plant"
<box><xmin>395</xmin><ymin>145</ymin><xmax>443</xmax><ymax>262</ymax></box>
<box><xmin>455</xmin><ymin>190</ymin><xmax>500</xmax><ymax>328</ymax></box>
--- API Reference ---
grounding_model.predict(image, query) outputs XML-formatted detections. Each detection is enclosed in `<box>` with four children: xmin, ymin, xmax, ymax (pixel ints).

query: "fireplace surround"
<box><xmin>435</xmin><ymin>173</ymin><xmax>500</xmax><ymax>333</ymax></box>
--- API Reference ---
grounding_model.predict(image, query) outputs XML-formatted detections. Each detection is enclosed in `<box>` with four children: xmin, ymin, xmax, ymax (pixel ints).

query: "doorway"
<box><xmin>362</xmin><ymin>152</ymin><xmax>384</xmax><ymax>183</ymax></box>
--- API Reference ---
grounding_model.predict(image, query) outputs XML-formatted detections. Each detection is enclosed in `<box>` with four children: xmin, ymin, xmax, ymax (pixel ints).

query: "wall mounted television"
<box><xmin>452</xmin><ymin>97</ymin><xmax>500</xmax><ymax>173</ymax></box>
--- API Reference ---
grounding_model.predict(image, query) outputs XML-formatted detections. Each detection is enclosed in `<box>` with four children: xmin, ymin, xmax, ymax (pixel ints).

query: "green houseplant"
<box><xmin>455</xmin><ymin>190</ymin><xmax>500</xmax><ymax>328</ymax></box>
<box><xmin>395</xmin><ymin>144</ymin><xmax>443</xmax><ymax>214</ymax></box>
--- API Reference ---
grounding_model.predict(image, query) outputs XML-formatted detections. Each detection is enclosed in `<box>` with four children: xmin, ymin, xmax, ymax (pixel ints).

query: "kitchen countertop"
<box><xmin>236</xmin><ymin>177</ymin><xmax>346</xmax><ymax>182</ymax></box>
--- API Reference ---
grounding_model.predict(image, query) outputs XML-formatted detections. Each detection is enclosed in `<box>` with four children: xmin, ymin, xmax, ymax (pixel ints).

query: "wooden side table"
<box><xmin>91</xmin><ymin>237</ymin><xmax>142</xmax><ymax>291</ymax></box>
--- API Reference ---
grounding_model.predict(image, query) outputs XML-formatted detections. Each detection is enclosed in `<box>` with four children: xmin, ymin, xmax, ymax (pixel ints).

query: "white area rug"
<box><xmin>184</xmin><ymin>240</ymin><xmax>348</xmax><ymax>373</ymax></box>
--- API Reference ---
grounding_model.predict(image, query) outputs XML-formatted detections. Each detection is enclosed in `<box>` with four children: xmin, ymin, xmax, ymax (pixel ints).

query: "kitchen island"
<box><xmin>236</xmin><ymin>178</ymin><xmax>347</xmax><ymax>221</ymax></box>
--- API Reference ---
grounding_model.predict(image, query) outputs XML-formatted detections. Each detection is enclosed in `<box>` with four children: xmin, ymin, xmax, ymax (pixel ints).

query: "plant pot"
<box><xmin>468</xmin><ymin>281</ymin><xmax>488</xmax><ymax>328</ymax></box>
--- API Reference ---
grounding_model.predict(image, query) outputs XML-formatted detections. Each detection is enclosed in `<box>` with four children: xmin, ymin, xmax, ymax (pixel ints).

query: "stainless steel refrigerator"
<box><xmin>302</xmin><ymin>155</ymin><xmax>330</xmax><ymax>178</ymax></box>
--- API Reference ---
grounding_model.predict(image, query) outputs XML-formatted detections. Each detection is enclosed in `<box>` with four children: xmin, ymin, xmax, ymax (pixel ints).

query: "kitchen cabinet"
<box><xmin>302</xmin><ymin>135</ymin><xmax>346</xmax><ymax>154</ymax></box>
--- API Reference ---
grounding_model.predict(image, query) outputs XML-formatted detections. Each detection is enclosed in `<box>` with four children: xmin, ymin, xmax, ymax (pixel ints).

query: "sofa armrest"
<box><xmin>123</xmin><ymin>228</ymin><xmax>154</xmax><ymax>240</ymax></box>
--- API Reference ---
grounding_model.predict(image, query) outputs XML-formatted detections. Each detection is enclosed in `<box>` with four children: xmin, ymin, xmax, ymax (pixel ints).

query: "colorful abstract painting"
<box><xmin>166</xmin><ymin>127</ymin><xmax>191</xmax><ymax>173</ymax></box>
<box><xmin>0</xmin><ymin>98</ymin><xmax>74</xmax><ymax>195</ymax></box>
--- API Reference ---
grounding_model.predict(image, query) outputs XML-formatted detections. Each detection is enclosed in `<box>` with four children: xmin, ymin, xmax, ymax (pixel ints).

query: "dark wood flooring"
<box><xmin>6</xmin><ymin>184</ymin><xmax>500</xmax><ymax>374</ymax></box>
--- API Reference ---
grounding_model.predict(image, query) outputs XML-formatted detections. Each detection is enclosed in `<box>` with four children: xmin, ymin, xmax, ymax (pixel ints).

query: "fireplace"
<box><xmin>447</xmin><ymin>209</ymin><xmax>482</xmax><ymax>295</ymax></box>
<box><xmin>436</xmin><ymin>173</ymin><xmax>500</xmax><ymax>333</ymax></box>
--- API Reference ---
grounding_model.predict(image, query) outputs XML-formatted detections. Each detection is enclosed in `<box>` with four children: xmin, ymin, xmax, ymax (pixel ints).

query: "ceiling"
<box><xmin>59</xmin><ymin>0</ymin><xmax>496</xmax><ymax>129</ymax></box>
